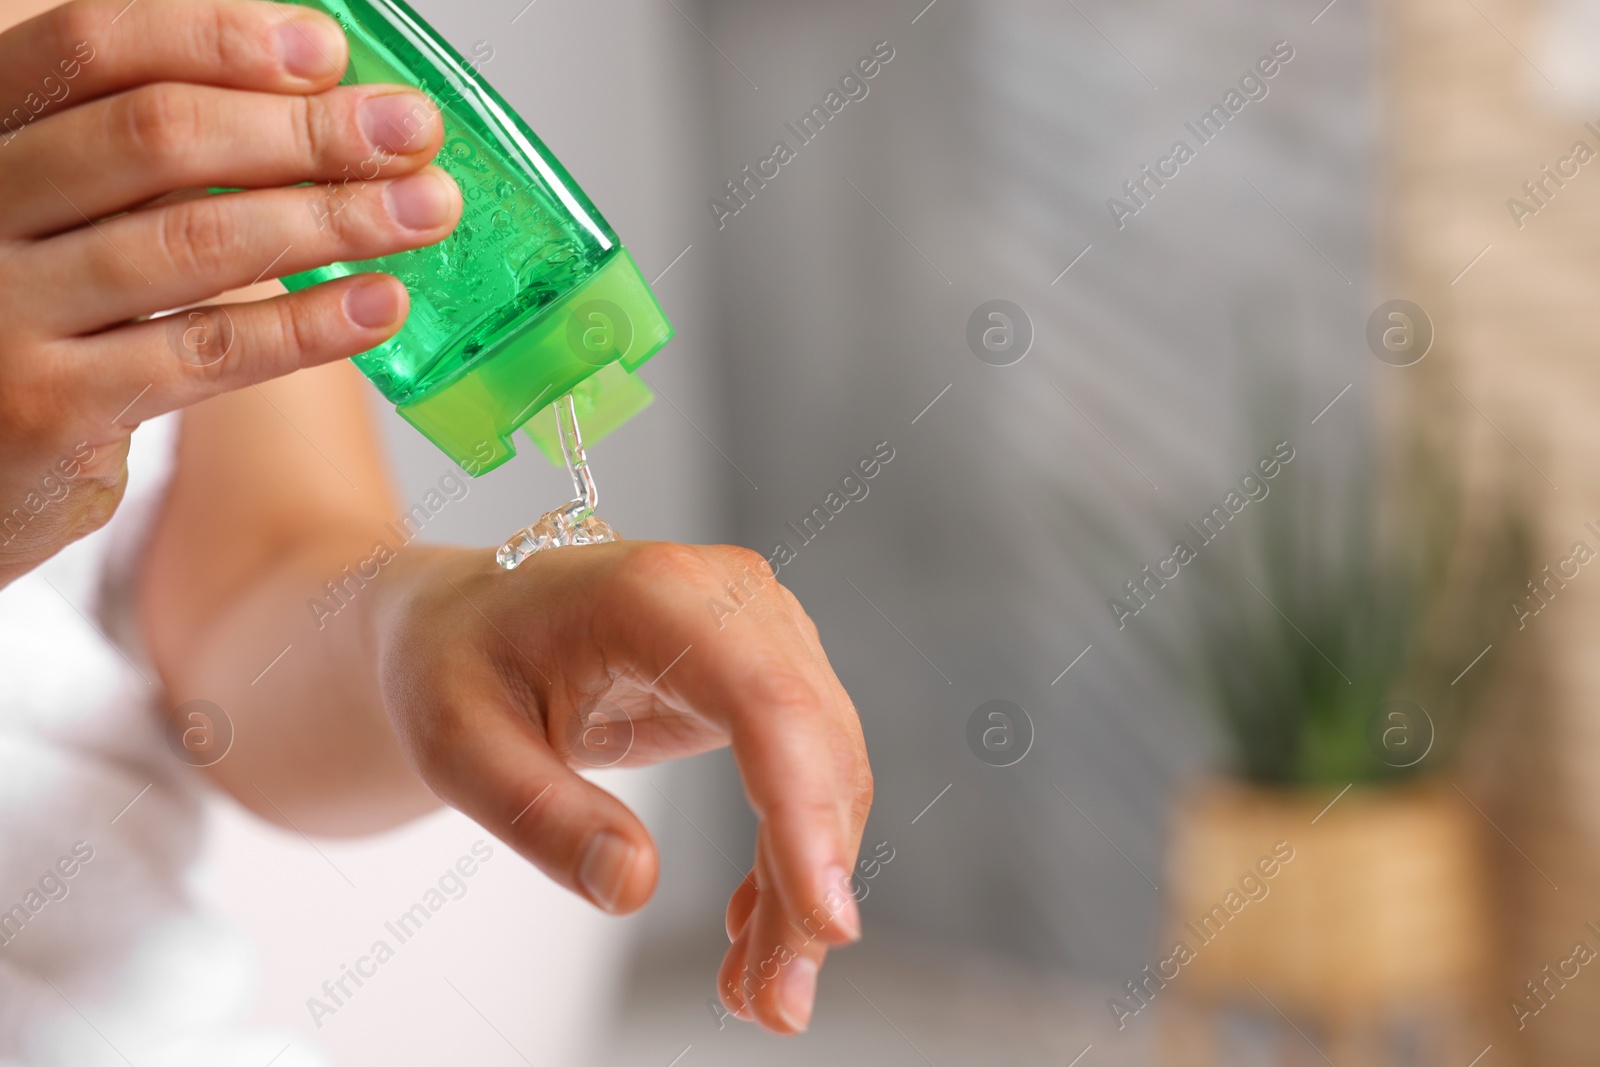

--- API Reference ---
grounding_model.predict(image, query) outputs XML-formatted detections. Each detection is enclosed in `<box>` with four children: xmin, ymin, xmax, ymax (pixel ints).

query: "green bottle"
<box><xmin>281</xmin><ymin>0</ymin><xmax>672</xmax><ymax>475</ymax></box>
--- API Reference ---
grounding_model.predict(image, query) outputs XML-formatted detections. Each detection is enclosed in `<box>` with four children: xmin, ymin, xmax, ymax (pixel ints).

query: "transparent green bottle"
<box><xmin>282</xmin><ymin>0</ymin><xmax>672</xmax><ymax>474</ymax></box>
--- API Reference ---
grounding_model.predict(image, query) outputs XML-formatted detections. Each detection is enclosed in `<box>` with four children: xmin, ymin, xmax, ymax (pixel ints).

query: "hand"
<box><xmin>0</xmin><ymin>0</ymin><xmax>460</xmax><ymax>585</ymax></box>
<box><xmin>377</xmin><ymin>542</ymin><xmax>874</xmax><ymax>1034</ymax></box>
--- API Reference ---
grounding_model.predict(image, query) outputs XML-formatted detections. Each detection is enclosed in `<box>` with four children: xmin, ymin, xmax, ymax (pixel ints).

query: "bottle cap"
<box><xmin>395</xmin><ymin>248</ymin><xmax>671</xmax><ymax>473</ymax></box>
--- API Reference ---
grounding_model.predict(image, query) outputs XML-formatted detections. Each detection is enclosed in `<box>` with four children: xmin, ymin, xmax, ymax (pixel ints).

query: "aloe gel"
<box><xmin>282</xmin><ymin>0</ymin><xmax>672</xmax><ymax>474</ymax></box>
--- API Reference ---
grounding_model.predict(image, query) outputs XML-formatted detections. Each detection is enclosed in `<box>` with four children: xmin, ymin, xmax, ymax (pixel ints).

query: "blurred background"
<box><xmin>189</xmin><ymin>0</ymin><xmax>1600</xmax><ymax>1063</ymax></box>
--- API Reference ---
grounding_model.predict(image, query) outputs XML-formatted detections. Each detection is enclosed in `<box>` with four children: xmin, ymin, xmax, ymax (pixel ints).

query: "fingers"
<box><xmin>72</xmin><ymin>272</ymin><xmax>409</xmax><ymax>427</ymax></box>
<box><xmin>712</xmin><ymin>645</ymin><xmax>866</xmax><ymax>946</ymax></box>
<box><xmin>413</xmin><ymin>684</ymin><xmax>661</xmax><ymax>916</ymax></box>
<box><xmin>0</xmin><ymin>0</ymin><xmax>347</xmax><ymax>121</ymax></box>
<box><xmin>724</xmin><ymin>869</ymin><xmax>757</xmax><ymax>942</ymax></box>
<box><xmin>719</xmin><ymin>922</ymin><xmax>758</xmax><ymax>1022</ymax></box>
<box><xmin>383</xmin><ymin>542</ymin><xmax>871</xmax><ymax>1034</ymax></box>
<box><xmin>24</xmin><ymin>166</ymin><xmax>461</xmax><ymax>335</ymax></box>
<box><xmin>719</xmin><ymin>841</ymin><xmax>834</xmax><ymax>1033</ymax></box>
<box><xmin>596</xmin><ymin>544</ymin><xmax>869</xmax><ymax>944</ymax></box>
<box><xmin>729</xmin><ymin>700</ymin><xmax>863</xmax><ymax>943</ymax></box>
<box><xmin>3</xmin><ymin>83</ymin><xmax>443</xmax><ymax>239</ymax></box>
<box><xmin>769</xmin><ymin>586</ymin><xmax>875</xmax><ymax>863</ymax></box>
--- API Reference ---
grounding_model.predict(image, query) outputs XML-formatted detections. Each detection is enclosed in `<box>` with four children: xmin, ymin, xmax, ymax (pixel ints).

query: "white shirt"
<box><xmin>0</xmin><ymin>415</ymin><xmax>327</xmax><ymax>1067</ymax></box>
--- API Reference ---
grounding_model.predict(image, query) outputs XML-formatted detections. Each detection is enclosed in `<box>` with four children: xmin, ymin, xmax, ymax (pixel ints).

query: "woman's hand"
<box><xmin>377</xmin><ymin>541</ymin><xmax>874</xmax><ymax>1035</ymax></box>
<box><xmin>0</xmin><ymin>0</ymin><xmax>460</xmax><ymax>585</ymax></box>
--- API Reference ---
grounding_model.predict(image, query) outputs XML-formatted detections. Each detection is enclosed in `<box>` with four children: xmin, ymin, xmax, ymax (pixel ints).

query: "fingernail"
<box><xmin>776</xmin><ymin>956</ymin><xmax>818</xmax><ymax>1032</ymax></box>
<box><xmin>276</xmin><ymin>16</ymin><xmax>345</xmax><ymax>80</ymax></box>
<box><xmin>384</xmin><ymin>170</ymin><xmax>456</xmax><ymax>231</ymax></box>
<box><xmin>579</xmin><ymin>831</ymin><xmax>637</xmax><ymax>913</ymax></box>
<box><xmin>343</xmin><ymin>278</ymin><xmax>403</xmax><ymax>329</ymax></box>
<box><xmin>360</xmin><ymin>92</ymin><xmax>437</xmax><ymax>155</ymax></box>
<box><xmin>824</xmin><ymin>865</ymin><xmax>862</xmax><ymax>941</ymax></box>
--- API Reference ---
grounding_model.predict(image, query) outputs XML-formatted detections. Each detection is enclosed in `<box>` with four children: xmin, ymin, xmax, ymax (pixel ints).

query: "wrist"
<box><xmin>362</xmin><ymin>542</ymin><xmax>486</xmax><ymax>696</ymax></box>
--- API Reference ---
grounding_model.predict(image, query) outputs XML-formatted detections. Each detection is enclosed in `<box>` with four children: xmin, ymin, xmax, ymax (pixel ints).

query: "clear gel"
<box><xmin>496</xmin><ymin>394</ymin><xmax>619</xmax><ymax>570</ymax></box>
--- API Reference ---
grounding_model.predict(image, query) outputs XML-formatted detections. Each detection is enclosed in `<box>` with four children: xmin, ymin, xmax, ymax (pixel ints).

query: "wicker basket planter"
<box><xmin>1157</xmin><ymin>778</ymin><xmax>1493</xmax><ymax>1064</ymax></box>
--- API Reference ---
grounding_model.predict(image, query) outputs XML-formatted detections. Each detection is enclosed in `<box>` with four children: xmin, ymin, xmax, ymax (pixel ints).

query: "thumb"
<box><xmin>425</xmin><ymin>705</ymin><xmax>659</xmax><ymax>915</ymax></box>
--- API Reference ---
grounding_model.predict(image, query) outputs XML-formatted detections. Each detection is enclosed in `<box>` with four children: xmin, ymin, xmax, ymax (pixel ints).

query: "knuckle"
<box><xmin>47</xmin><ymin>1</ymin><xmax>106</xmax><ymax>62</ymax></box>
<box><xmin>192</xmin><ymin>0</ymin><xmax>257</xmax><ymax>76</ymax></box>
<box><xmin>853</xmin><ymin>763</ymin><xmax>875</xmax><ymax>811</ymax></box>
<box><xmin>747</xmin><ymin>668</ymin><xmax>821</xmax><ymax>714</ymax></box>
<box><xmin>120</xmin><ymin>84</ymin><xmax>203</xmax><ymax>170</ymax></box>
<box><xmin>292</xmin><ymin>93</ymin><xmax>326</xmax><ymax>168</ymax></box>
<box><xmin>620</xmin><ymin>541</ymin><xmax>717</xmax><ymax>590</ymax></box>
<box><xmin>166</xmin><ymin>304</ymin><xmax>239</xmax><ymax>373</ymax></box>
<box><xmin>309</xmin><ymin>180</ymin><xmax>359</xmax><ymax>242</ymax></box>
<box><xmin>769</xmin><ymin>793</ymin><xmax>840</xmax><ymax>826</ymax></box>
<box><xmin>265</xmin><ymin>291</ymin><xmax>324</xmax><ymax>378</ymax></box>
<box><xmin>717</xmin><ymin>544</ymin><xmax>770</xmax><ymax>575</ymax></box>
<box><xmin>154</xmin><ymin>196</ymin><xmax>237</xmax><ymax>278</ymax></box>
<box><xmin>745</xmin><ymin>552</ymin><xmax>783</xmax><ymax>588</ymax></box>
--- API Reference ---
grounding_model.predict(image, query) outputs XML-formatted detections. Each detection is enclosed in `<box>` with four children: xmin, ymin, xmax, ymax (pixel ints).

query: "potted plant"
<box><xmin>1066</xmin><ymin>361</ymin><xmax>1531</xmax><ymax>1061</ymax></box>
